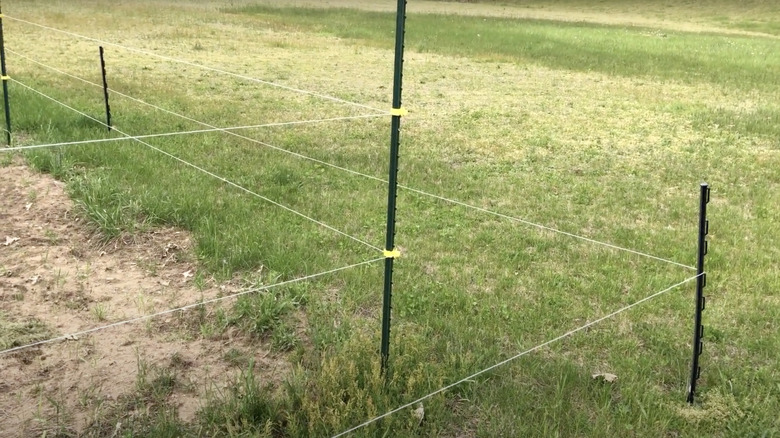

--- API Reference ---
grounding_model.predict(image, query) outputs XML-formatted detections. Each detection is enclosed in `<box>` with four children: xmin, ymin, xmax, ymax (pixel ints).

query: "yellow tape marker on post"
<box><xmin>390</xmin><ymin>107</ymin><xmax>408</xmax><ymax>117</ymax></box>
<box><xmin>383</xmin><ymin>248</ymin><xmax>401</xmax><ymax>259</ymax></box>
<box><xmin>1</xmin><ymin>76</ymin><xmax>9</xmax><ymax>81</ymax></box>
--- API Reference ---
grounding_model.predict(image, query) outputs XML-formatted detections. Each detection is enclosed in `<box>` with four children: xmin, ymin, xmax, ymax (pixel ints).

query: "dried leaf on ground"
<box><xmin>592</xmin><ymin>372</ymin><xmax>618</xmax><ymax>383</ymax></box>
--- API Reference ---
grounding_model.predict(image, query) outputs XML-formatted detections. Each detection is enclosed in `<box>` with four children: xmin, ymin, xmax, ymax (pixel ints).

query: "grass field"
<box><xmin>1</xmin><ymin>0</ymin><xmax>779</xmax><ymax>436</ymax></box>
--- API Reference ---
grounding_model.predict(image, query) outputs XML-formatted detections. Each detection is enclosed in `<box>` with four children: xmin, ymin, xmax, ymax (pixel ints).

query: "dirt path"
<box><xmin>0</xmin><ymin>160</ymin><xmax>287</xmax><ymax>436</ymax></box>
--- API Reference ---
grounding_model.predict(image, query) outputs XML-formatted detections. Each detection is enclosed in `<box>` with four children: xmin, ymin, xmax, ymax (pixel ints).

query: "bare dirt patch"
<box><xmin>0</xmin><ymin>159</ymin><xmax>289</xmax><ymax>436</ymax></box>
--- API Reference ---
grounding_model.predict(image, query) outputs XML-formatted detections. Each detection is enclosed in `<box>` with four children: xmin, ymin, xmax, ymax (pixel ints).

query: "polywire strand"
<box><xmin>120</xmin><ymin>131</ymin><xmax>383</xmax><ymax>252</ymax></box>
<box><xmin>400</xmin><ymin>186</ymin><xmax>697</xmax><ymax>270</ymax></box>
<box><xmin>11</xmin><ymin>78</ymin><xmax>382</xmax><ymax>253</ymax></box>
<box><xmin>330</xmin><ymin>273</ymin><xmax>702</xmax><ymax>438</ymax></box>
<box><xmin>11</xmin><ymin>79</ymin><xmax>106</xmax><ymax>127</ymax></box>
<box><xmin>7</xmin><ymin>58</ymin><xmax>694</xmax><ymax>270</ymax></box>
<box><xmin>0</xmin><ymin>114</ymin><xmax>385</xmax><ymax>152</ymax></box>
<box><xmin>0</xmin><ymin>257</ymin><xmax>384</xmax><ymax>357</ymax></box>
<box><xmin>7</xmin><ymin>46</ymin><xmax>387</xmax><ymax>137</ymax></box>
<box><xmin>4</xmin><ymin>15</ymin><xmax>388</xmax><ymax>114</ymax></box>
<box><xmin>7</xmin><ymin>47</ymin><xmax>388</xmax><ymax>122</ymax></box>
<box><xmin>6</xmin><ymin>50</ymin><xmax>390</xmax><ymax>180</ymax></box>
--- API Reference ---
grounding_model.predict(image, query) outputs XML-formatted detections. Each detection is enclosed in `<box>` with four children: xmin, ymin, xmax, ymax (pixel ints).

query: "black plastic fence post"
<box><xmin>99</xmin><ymin>46</ymin><xmax>111</xmax><ymax>131</ymax></box>
<box><xmin>0</xmin><ymin>2</ymin><xmax>12</xmax><ymax>145</ymax></box>
<box><xmin>380</xmin><ymin>0</ymin><xmax>408</xmax><ymax>373</ymax></box>
<box><xmin>687</xmin><ymin>182</ymin><xmax>709</xmax><ymax>404</ymax></box>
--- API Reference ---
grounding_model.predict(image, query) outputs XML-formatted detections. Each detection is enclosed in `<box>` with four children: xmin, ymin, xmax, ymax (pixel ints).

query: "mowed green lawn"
<box><xmin>2</xmin><ymin>0</ymin><xmax>779</xmax><ymax>436</ymax></box>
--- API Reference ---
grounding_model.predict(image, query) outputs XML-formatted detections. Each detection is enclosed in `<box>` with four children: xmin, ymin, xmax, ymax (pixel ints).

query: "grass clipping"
<box><xmin>0</xmin><ymin>313</ymin><xmax>54</xmax><ymax>350</ymax></box>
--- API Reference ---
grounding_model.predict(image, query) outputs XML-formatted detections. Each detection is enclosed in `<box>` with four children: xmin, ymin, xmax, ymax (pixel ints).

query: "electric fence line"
<box><xmin>7</xmin><ymin>57</ymin><xmax>694</xmax><ymax>270</ymax></box>
<box><xmin>11</xmin><ymin>78</ymin><xmax>383</xmax><ymax>253</ymax></box>
<box><xmin>0</xmin><ymin>114</ymin><xmax>385</xmax><ymax>152</ymax></box>
<box><xmin>0</xmin><ymin>257</ymin><xmax>385</xmax><ymax>357</ymax></box>
<box><xmin>4</xmin><ymin>15</ymin><xmax>387</xmax><ymax>114</ymax></box>
<box><xmin>331</xmin><ymin>273</ymin><xmax>702</xmax><ymax>437</ymax></box>
<box><xmin>6</xmin><ymin>50</ymin><xmax>391</xmax><ymax>180</ymax></box>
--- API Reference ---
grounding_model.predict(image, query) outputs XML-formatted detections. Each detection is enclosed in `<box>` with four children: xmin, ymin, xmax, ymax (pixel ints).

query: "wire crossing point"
<box><xmin>687</xmin><ymin>182</ymin><xmax>710</xmax><ymax>404</ymax></box>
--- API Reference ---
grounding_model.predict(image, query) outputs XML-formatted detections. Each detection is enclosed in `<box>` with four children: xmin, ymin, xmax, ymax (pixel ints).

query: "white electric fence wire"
<box><xmin>11</xmin><ymin>79</ymin><xmax>106</xmax><ymax>126</ymax></box>
<box><xmin>0</xmin><ymin>114</ymin><xmax>385</xmax><ymax>152</ymax></box>
<box><xmin>4</xmin><ymin>15</ymin><xmax>388</xmax><ymax>114</ymax></box>
<box><xmin>0</xmin><ymin>257</ymin><xmax>384</xmax><ymax>357</ymax></box>
<box><xmin>331</xmin><ymin>273</ymin><xmax>701</xmax><ymax>438</ymax></box>
<box><xmin>7</xmin><ymin>55</ymin><xmax>694</xmax><ymax>270</ymax></box>
<box><xmin>11</xmin><ymin>78</ymin><xmax>382</xmax><ymax>252</ymax></box>
<box><xmin>6</xmin><ymin>49</ymin><xmax>390</xmax><ymax>178</ymax></box>
<box><xmin>400</xmin><ymin>187</ymin><xmax>697</xmax><ymax>270</ymax></box>
<box><xmin>8</xmin><ymin>48</ymin><xmax>387</xmax><ymax>125</ymax></box>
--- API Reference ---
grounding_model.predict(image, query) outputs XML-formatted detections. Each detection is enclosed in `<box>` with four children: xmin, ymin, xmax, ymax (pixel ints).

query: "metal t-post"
<box><xmin>380</xmin><ymin>0</ymin><xmax>408</xmax><ymax>372</ymax></box>
<box><xmin>0</xmin><ymin>2</ymin><xmax>12</xmax><ymax>145</ymax></box>
<box><xmin>99</xmin><ymin>46</ymin><xmax>112</xmax><ymax>131</ymax></box>
<box><xmin>687</xmin><ymin>182</ymin><xmax>709</xmax><ymax>403</ymax></box>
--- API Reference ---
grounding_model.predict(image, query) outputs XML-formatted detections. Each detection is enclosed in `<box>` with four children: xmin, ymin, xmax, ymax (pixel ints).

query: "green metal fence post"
<box><xmin>0</xmin><ymin>1</ymin><xmax>12</xmax><ymax>145</ymax></box>
<box><xmin>99</xmin><ymin>46</ymin><xmax>112</xmax><ymax>132</ymax></box>
<box><xmin>687</xmin><ymin>183</ymin><xmax>710</xmax><ymax>403</ymax></box>
<box><xmin>380</xmin><ymin>0</ymin><xmax>408</xmax><ymax>372</ymax></box>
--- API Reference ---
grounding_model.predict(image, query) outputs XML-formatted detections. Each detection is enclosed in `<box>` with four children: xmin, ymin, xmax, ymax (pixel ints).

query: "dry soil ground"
<box><xmin>0</xmin><ymin>159</ymin><xmax>288</xmax><ymax>436</ymax></box>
